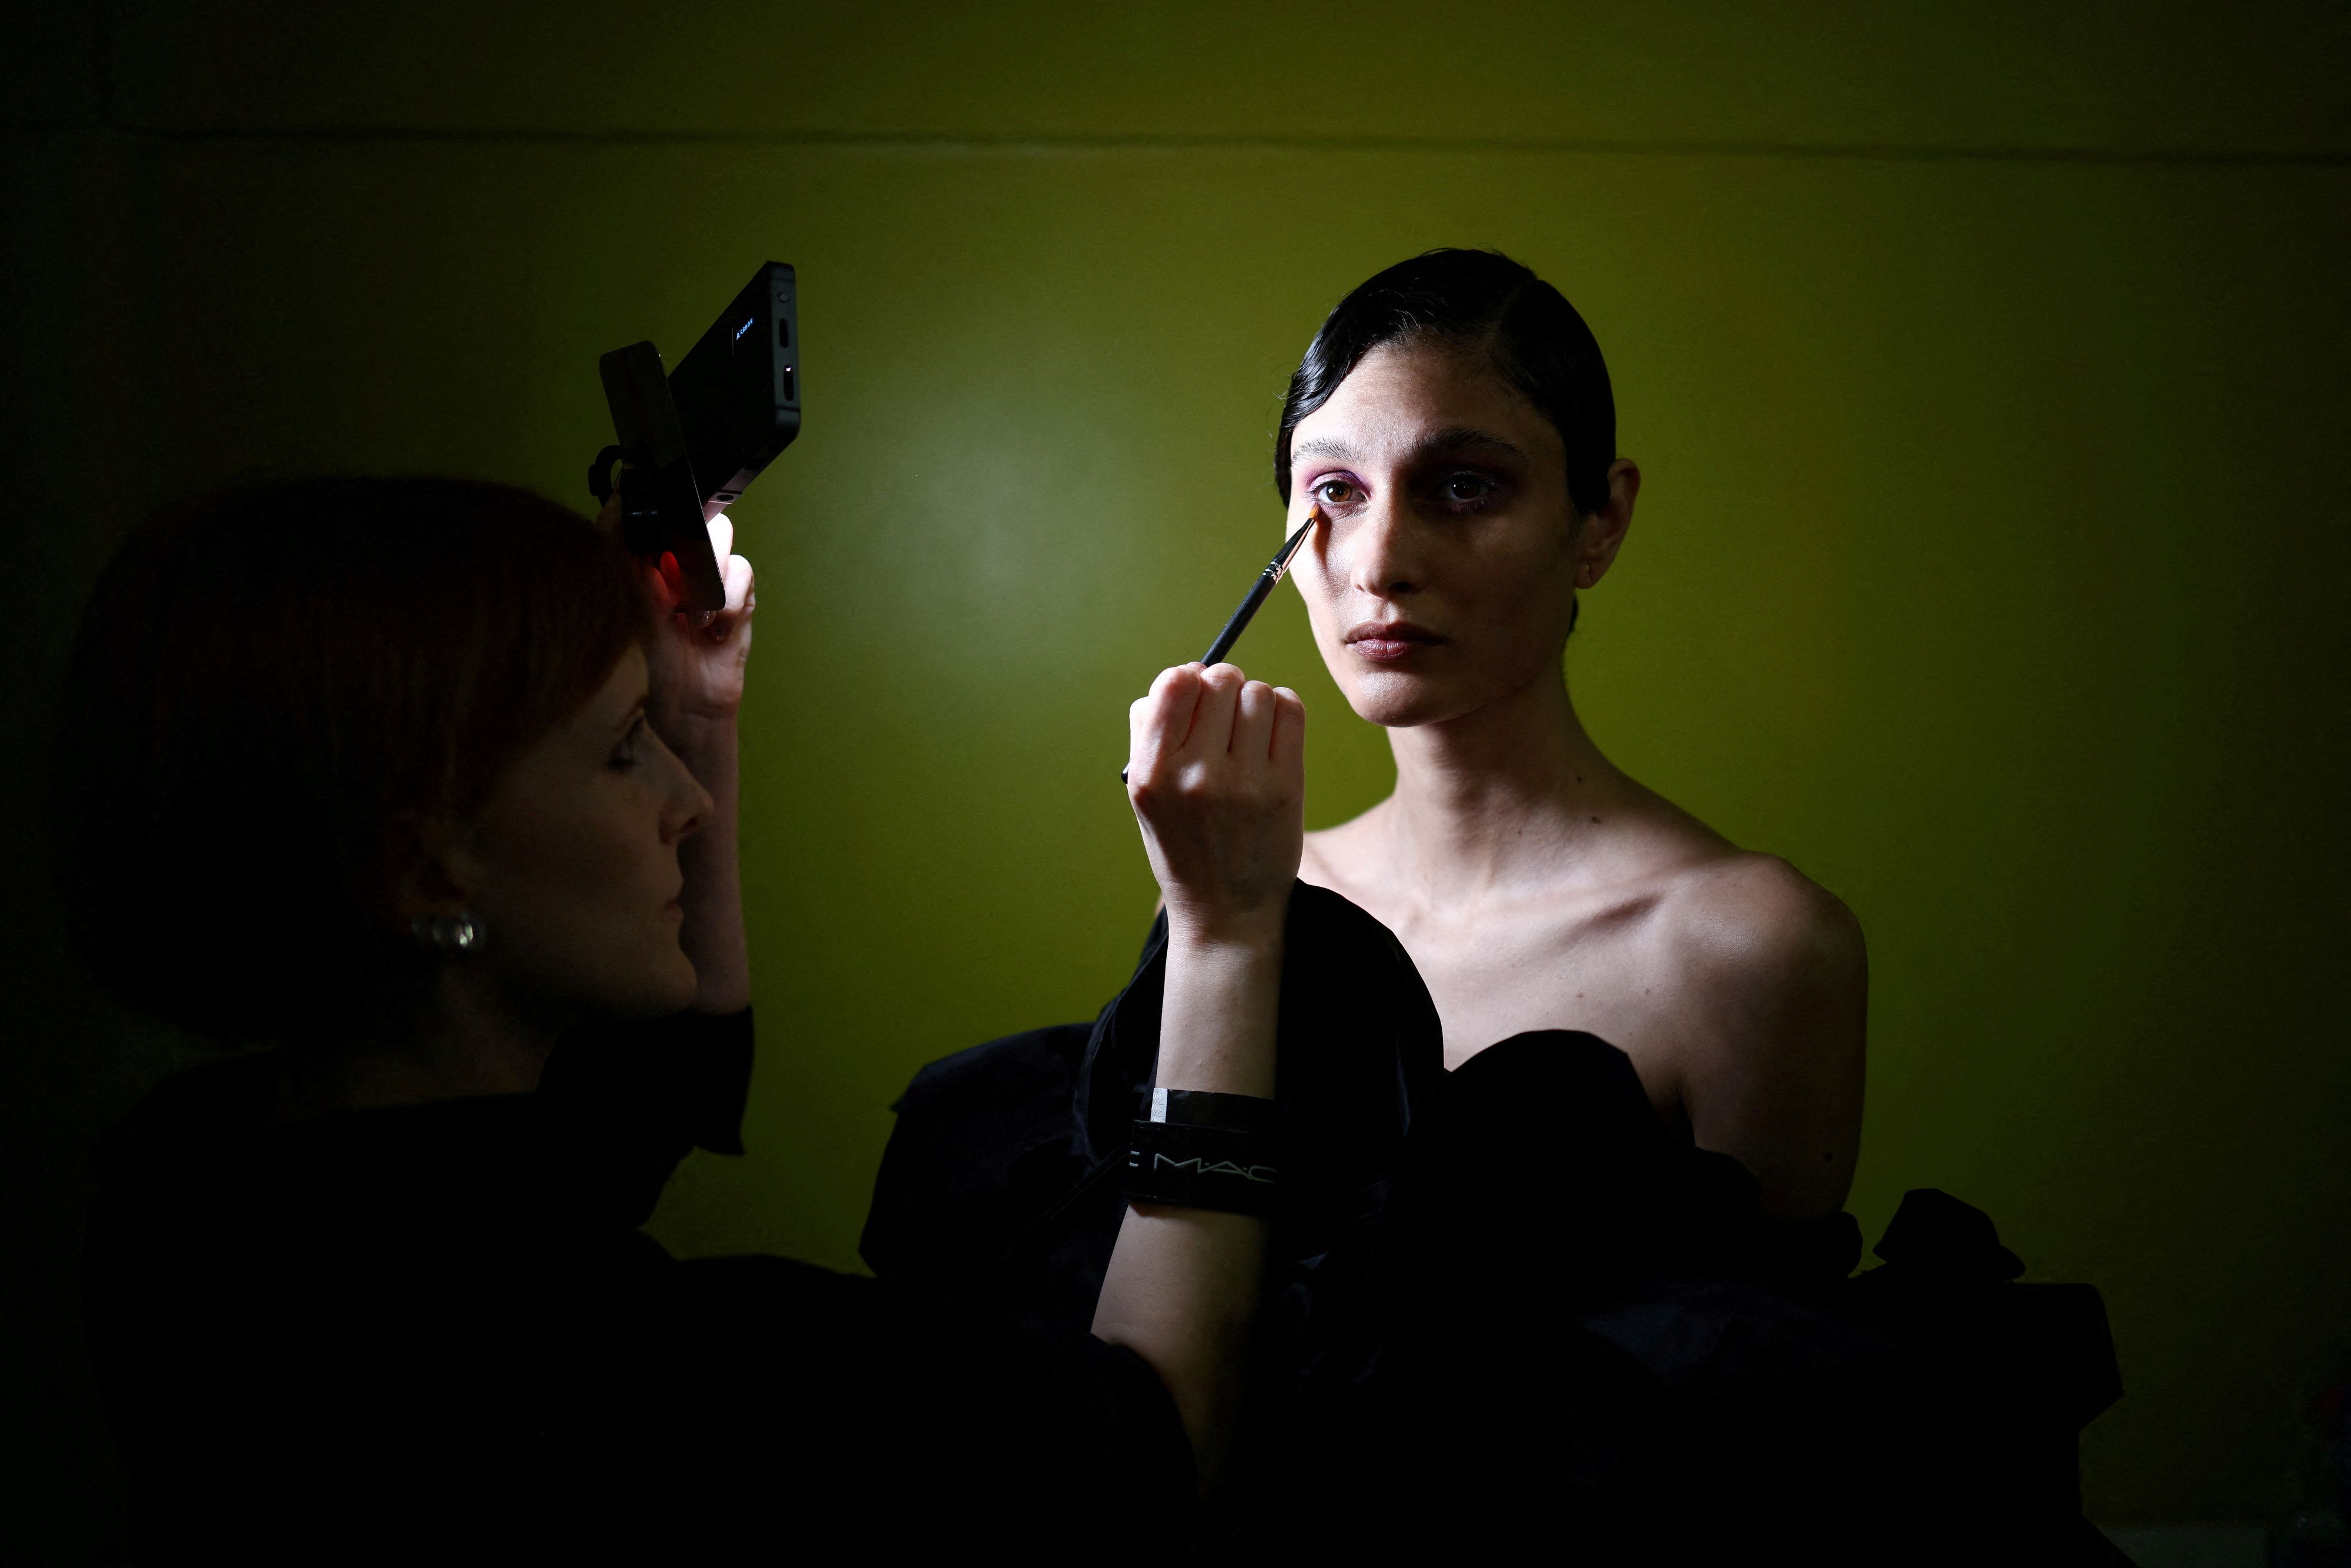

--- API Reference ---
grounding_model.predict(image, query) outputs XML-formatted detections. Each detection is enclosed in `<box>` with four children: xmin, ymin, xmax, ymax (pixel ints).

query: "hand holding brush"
<box><xmin>1124</xmin><ymin>506</ymin><xmax>1324</xmax><ymax>782</ymax></box>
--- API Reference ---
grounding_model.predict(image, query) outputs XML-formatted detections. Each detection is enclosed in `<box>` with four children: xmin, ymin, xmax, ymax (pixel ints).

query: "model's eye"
<box><xmin>609</xmin><ymin>718</ymin><xmax>645</xmax><ymax>771</ymax></box>
<box><xmin>1311</xmin><ymin>477</ymin><xmax>1363</xmax><ymax>508</ymax></box>
<box><xmin>1439</xmin><ymin>473</ymin><xmax>1496</xmax><ymax>508</ymax></box>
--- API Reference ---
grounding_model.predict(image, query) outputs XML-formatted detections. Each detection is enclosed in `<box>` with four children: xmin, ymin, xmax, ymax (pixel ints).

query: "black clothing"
<box><xmin>866</xmin><ymin>884</ymin><xmax>2127</xmax><ymax>1564</ymax></box>
<box><xmin>86</xmin><ymin>1010</ymin><xmax>1193</xmax><ymax>1562</ymax></box>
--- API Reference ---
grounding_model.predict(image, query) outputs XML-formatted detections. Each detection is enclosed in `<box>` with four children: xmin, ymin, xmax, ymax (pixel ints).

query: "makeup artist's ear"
<box><xmin>1572</xmin><ymin>459</ymin><xmax>1640</xmax><ymax>591</ymax></box>
<box><xmin>381</xmin><ymin>810</ymin><xmax>483</xmax><ymax>927</ymax></box>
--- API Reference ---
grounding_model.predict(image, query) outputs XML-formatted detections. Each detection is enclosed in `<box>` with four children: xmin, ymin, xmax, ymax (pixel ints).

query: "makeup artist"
<box><xmin>62</xmin><ymin>476</ymin><xmax>1303</xmax><ymax>1560</ymax></box>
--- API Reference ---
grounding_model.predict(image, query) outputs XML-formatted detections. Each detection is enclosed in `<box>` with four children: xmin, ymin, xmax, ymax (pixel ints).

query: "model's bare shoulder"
<box><xmin>1657</xmin><ymin>852</ymin><xmax>1868</xmax><ymax>1218</ymax></box>
<box><xmin>1668</xmin><ymin>853</ymin><xmax>1866</xmax><ymax>987</ymax></box>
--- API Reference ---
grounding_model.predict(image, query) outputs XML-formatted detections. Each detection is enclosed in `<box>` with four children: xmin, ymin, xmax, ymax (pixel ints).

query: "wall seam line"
<box><xmin>4</xmin><ymin>122</ymin><xmax>2346</xmax><ymax>170</ymax></box>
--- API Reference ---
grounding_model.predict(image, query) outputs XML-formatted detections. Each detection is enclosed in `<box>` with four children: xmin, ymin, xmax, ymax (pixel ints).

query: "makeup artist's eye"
<box><xmin>1310</xmin><ymin>477</ymin><xmax>1364</xmax><ymax>509</ymax></box>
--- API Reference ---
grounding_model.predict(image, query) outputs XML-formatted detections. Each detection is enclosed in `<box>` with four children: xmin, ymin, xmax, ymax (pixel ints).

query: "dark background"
<box><xmin>5</xmin><ymin>2</ymin><xmax>2346</xmax><ymax>1556</ymax></box>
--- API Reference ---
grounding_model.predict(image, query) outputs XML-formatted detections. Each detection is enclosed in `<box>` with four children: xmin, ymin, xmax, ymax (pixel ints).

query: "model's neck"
<box><xmin>1378</xmin><ymin>664</ymin><xmax>1625</xmax><ymax>903</ymax></box>
<box><xmin>284</xmin><ymin>973</ymin><xmax>568</xmax><ymax>1118</ymax></box>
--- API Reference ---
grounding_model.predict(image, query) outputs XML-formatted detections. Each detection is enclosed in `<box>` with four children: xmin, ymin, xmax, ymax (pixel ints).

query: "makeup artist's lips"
<box><xmin>1343</xmin><ymin>620</ymin><xmax>1446</xmax><ymax>663</ymax></box>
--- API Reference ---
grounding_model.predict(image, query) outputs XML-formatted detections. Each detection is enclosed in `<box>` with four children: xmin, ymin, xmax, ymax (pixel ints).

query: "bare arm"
<box><xmin>665</xmin><ymin>716</ymin><xmax>750</xmax><ymax>1013</ymax></box>
<box><xmin>1676</xmin><ymin>864</ymin><xmax>1868</xmax><ymax>1219</ymax></box>
<box><xmin>1091</xmin><ymin>933</ymin><xmax>1278</xmax><ymax>1489</ymax></box>
<box><xmin>1091</xmin><ymin>662</ymin><xmax>1303</xmax><ymax>1492</ymax></box>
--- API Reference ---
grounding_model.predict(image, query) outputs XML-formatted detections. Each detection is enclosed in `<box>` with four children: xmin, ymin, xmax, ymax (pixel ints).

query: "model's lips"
<box><xmin>1342</xmin><ymin>619</ymin><xmax>1446</xmax><ymax>662</ymax></box>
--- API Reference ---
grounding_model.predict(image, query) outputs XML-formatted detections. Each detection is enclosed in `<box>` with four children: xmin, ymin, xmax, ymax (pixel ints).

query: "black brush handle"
<box><xmin>1200</xmin><ymin>571</ymin><xmax>1278</xmax><ymax>668</ymax></box>
<box><xmin>1121</xmin><ymin>514</ymin><xmax>1318</xmax><ymax>785</ymax></box>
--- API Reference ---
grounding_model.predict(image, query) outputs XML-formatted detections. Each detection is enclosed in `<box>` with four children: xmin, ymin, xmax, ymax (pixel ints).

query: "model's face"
<box><xmin>444</xmin><ymin>645</ymin><xmax>707</xmax><ymax>1022</ymax></box>
<box><xmin>1284</xmin><ymin>338</ymin><xmax>1627</xmax><ymax>729</ymax></box>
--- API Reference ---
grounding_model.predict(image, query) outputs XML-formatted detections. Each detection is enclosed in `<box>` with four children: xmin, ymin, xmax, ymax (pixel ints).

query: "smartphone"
<box><xmin>592</xmin><ymin>262</ymin><xmax>801</xmax><ymax>621</ymax></box>
<box><xmin>669</xmin><ymin>262</ymin><xmax>801</xmax><ymax>517</ymax></box>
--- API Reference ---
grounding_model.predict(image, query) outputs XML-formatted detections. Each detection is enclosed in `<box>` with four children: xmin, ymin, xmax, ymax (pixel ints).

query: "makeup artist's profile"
<box><xmin>58</xmin><ymin>475</ymin><xmax>1300</xmax><ymax>1559</ymax></box>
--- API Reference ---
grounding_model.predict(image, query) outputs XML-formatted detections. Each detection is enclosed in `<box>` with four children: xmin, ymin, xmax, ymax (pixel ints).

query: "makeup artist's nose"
<box><xmin>1348</xmin><ymin>494</ymin><xmax>1424</xmax><ymax>600</ymax></box>
<box><xmin>658</xmin><ymin>739</ymin><xmax>713</xmax><ymax>844</ymax></box>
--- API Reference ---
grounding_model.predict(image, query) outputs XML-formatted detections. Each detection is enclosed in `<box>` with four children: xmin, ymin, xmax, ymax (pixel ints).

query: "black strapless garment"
<box><xmin>863</xmin><ymin>883</ymin><xmax>2129</xmax><ymax>1565</ymax></box>
<box><xmin>85</xmin><ymin>1010</ymin><xmax>1194</xmax><ymax>1562</ymax></box>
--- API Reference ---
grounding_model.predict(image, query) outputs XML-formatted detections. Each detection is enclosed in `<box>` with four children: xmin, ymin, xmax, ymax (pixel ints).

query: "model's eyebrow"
<box><xmin>1291</xmin><ymin>428</ymin><xmax>1528</xmax><ymax>468</ymax></box>
<box><xmin>1414</xmin><ymin>426</ymin><xmax>1528</xmax><ymax>464</ymax></box>
<box><xmin>1290</xmin><ymin>437</ymin><xmax>1358</xmax><ymax>464</ymax></box>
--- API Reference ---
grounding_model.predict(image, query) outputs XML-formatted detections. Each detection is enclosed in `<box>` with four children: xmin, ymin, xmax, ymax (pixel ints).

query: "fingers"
<box><xmin>699</xmin><ymin>553</ymin><xmax>756</xmax><ymax>642</ymax></box>
<box><xmin>1128</xmin><ymin>663</ymin><xmax>1296</xmax><ymax>782</ymax></box>
<box><xmin>1270</xmin><ymin>686</ymin><xmax>1305</xmax><ymax>776</ymax></box>
<box><xmin>1128</xmin><ymin>664</ymin><xmax>1205</xmax><ymax>785</ymax></box>
<box><xmin>595</xmin><ymin>490</ymin><xmax>625</xmax><ymax>540</ymax></box>
<box><xmin>1187</xmin><ymin>662</ymin><xmax>1245</xmax><ymax>759</ymax></box>
<box><xmin>640</xmin><ymin>554</ymin><xmax>682</xmax><ymax>614</ymax></box>
<box><xmin>1232</xmin><ymin>676</ymin><xmax>1277</xmax><ymax>762</ymax></box>
<box><xmin>706</xmin><ymin>513</ymin><xmax>734</xmax><ymax>565</ymax></box>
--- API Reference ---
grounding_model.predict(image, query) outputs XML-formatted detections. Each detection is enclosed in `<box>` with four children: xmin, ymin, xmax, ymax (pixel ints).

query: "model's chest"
<box><xmin>1341</xmin><ymin>892</ymin><xmax>1693</xmax><ymax>1093</ymax></box>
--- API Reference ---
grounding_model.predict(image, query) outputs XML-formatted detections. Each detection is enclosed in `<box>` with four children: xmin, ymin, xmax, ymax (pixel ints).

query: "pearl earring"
<box><xmin>410</xmin><ymin>912</ymin><xmax>485</xmax><ymax>953</ymax></box>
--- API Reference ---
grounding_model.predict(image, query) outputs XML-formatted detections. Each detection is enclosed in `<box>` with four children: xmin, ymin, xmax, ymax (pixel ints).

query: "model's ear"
<box><xmin>1573</xmin><ymin>459</ymin><xmax>1640</xmax><ymax>589</ymax></box>
<box><xmin>381</xmin><ymin>810</ymin><xmax>480</xmax><ymax>927</ymax></box>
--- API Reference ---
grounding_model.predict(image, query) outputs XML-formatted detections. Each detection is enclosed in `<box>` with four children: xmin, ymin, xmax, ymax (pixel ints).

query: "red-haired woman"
<box><xmin>64</xmin><ymin>477</ymin><xmax>1301</xmax><ymax>1560</ymax></box>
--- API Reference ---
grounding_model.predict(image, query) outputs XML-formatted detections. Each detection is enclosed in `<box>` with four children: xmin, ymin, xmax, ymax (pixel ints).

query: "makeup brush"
<box><xmin>1124</xmin><ymin>505</ymin><xmax>1322</xmax><ymax>783</ymax></box>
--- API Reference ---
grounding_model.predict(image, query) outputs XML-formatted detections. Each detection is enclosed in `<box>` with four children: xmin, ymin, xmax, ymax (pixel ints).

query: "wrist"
<box><xmin>656</xmin><ymin>706</ymin><xmax>739</xmax><ymax>763</ymax></box>
<box><xmin>1156</xmin><ymin>927</ymin><xmax>1282</xmax><ymax>1099</ymax></box>
<box><xmin>1160</xmin><ymin>896</ymin><xmax>1289</xmax><ymax>957</ymax></box>
<box><xmin>1161</xmin><ymin>929</ymin><xmax>1284</xmax><ymax>1003</ymax></box>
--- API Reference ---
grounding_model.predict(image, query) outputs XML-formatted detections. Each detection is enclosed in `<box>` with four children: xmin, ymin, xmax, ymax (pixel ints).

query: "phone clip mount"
<box><xmin>588</xmin><ymin>340</ymin><xmax>727</xmax><ymax>626</ymax></box>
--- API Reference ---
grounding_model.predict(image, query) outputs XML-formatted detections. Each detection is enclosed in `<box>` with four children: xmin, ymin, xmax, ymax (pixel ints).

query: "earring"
<box><xmin>410</xmin><ymin>912</ymin><xmax>485</xmax><ymax>953</ymax></box>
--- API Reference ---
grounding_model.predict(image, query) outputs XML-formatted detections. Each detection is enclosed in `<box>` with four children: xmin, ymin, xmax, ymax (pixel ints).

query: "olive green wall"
<box><xmin>6</xmin><ymin>2</ymin><xmax>2346</xmax><ymax>1554</ymax></box>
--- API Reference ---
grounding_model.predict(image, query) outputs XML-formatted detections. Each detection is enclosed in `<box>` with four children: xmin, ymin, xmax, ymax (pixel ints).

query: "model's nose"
<box><xmin>1347</xmin><ymin>495</ymin><xmax>1424</xmax><ymax>599</ymax></box>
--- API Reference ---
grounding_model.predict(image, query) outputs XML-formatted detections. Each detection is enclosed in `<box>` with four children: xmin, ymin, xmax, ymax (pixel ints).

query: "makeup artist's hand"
<box><xmin>595</xmin><ymin>493</ymin><xmax>757</xmax><ymax>741</ymax></box>
<box><xmin>1126</xmin><ymin>662</ymin><xmax>1305</xmax><ymax>944</ymax></box>
<box><xmin>595</xmin><ymin>491</ymin><xmax>753</xmax><ymax>1013</ymax></box>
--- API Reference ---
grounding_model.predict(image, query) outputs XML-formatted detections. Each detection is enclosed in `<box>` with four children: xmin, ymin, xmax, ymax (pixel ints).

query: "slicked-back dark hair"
<box><xmin>1275</xmin><ymin>249</ymin><xmax>1617</xmax><ymax>518</ymax></box>
<box><xmin>55</xmin><ymin>477</ymin><xmax>651</xmax><ymax>1046</ymax></box>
